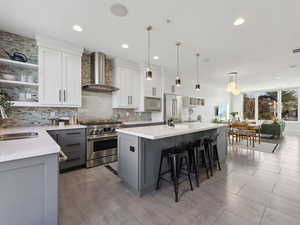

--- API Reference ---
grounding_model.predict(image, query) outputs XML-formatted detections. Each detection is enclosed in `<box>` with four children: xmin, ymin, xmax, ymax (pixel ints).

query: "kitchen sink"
<box><xmin>0</xmin><ymin>132</ymin><xmax>39</xmax><ymax>141</ymax></box>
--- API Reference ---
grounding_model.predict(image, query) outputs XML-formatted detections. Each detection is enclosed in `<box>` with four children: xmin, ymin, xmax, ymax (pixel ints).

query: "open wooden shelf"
<box><xmin>0</xmin><ymin>58</ymin><xmax>39</xmax><ymax>69</ymax></box>
<box><xmin>0</xmin><ymin>79</ymin><xmax>39</xmax><ymax>87</ymax></box>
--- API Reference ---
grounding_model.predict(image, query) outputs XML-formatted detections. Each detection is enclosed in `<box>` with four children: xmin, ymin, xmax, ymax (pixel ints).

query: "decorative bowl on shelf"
<box><xmin>2</xmin><ymin>74</ymin><xmax>16</xmax><ymax>81</ymax></box>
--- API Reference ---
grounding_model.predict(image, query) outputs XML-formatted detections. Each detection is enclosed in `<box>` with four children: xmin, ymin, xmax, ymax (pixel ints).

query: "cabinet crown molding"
<box><xmin>36</xmin><ymin>34</ymin><xmax>83</xmax><ymax>56</ymax></box>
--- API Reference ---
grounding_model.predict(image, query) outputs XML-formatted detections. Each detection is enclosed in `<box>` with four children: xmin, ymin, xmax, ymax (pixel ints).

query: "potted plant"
<box><xmin>0</xmin><ymin>90</ymin><xmax>13</xmax><ymax>127</ymax></box>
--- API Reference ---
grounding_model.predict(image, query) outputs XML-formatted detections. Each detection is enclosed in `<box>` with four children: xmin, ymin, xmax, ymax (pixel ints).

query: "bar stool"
<box><xmin>188</xmin><ymin>139</ymin><xmax>210</xmax><ymax>187</ymax></box>
<box><xmin>156</xmin><ymin>146</ymin><xmax>193</xmax><ymax>202</ymax></box>
<box><xmin>204</xmin><ymin>133</ymin><xmax>221</xmax><ymax>176</ymax></box>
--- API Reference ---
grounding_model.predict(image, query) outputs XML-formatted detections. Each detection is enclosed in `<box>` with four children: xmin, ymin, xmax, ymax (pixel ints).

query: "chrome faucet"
<box><xmin>0</xmin><ymin>105</ymin><xmax>8</xmax><ymax>120</ymax></box>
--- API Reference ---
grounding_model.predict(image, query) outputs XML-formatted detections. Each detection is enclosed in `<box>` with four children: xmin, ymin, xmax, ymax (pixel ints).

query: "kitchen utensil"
<box><xmin>1</xmin><ymin>48</ymin><xmax>28</xmax><ymax>62</ymax></box>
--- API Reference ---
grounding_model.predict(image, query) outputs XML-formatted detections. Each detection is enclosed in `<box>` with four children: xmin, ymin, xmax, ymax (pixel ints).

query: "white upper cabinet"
<box><xmin>62</xmin><ymin>53</ymin><xmax>81</xmax><ymax>106</ymax></box>
<box><xmin>38</xmin><ymin>47</ymin><xmax>62</xmax><ymax>105</ymax></box>
<box><xmin>112</xmin><ymin>58</ymin><xmax>140</xmax><ymax>109</ymax></box>
<box><xmin>37</xmin><ymin>35</ymin><xmax>83</xmax><ymax>107</ymax></box>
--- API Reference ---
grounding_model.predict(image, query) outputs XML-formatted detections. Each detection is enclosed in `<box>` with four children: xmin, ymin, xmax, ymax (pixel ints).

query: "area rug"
<box><xmin>231</xmin><ymin>140</ymin><xmax>279</xmax><ymax>153</ymax></box>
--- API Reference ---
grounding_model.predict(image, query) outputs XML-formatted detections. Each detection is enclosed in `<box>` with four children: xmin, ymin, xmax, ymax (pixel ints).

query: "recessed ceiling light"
<box><xmin>121</xmin><ymin>44</ymin><xmax>129</xmax><ymax>49</ymax></box>
<box><xmin>153</xmin><ymin>56</ymin><xmax>159</xmax><ymax>60</ymax></box>
<box><xmin>233</xmin><ymin>18</ymin><xmax>245</xmax><ymax>26</ymax></box>
<box><xmin>110</xmin><ymin>3</ymin><xmax>128</xmax><ymax>17</ymax></box>
<box><xmin>290</xmin><ymin>65</ymin><xmax>297</xmax><ymax>69</ymax></box>
<box><xmin>73</xmin><ymin>25</ymin><xmax>83</xmax><ymax>32</ymax></box>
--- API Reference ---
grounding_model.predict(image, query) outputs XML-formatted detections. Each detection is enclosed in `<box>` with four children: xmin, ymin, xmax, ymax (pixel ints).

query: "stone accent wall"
<box><xmin>9</xmin><ymin>107</ymin><xmax>77</xmax><ymax>127</ymax></box>
<box><xmin>112</xmin><ymin>109</ymin><xmax>151</xmax><ymax>121</ymax></box>
<box><xmin>0</xmin><ymin>31</ymin><xmax>39</xmax><ymax>103</ymax></box>
<box><xmin>81</xmin><ymin>51</ymin><xmax>113</xmax><ymax>86</ymax></box>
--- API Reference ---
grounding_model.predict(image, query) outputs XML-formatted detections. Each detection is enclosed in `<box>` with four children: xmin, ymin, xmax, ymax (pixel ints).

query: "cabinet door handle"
<box><xmin>66</xmin><ymin>132</ymin><xmax>81</xmax><ymax>135</ymax></box>
<box><xmin>59</xmin><ymin>89</ymin><xmax>62</xmax><ymax>102</ymax></box>
<box><xmin>152</xmin><ymin>87</ymin><xmax>156</xmax><ymax>96</ymax></box>
<box><xmin>64</xmin><ymin>89</ymin><xmax>66</xmax><ymax>102</ymax></box>
<box><xmin>128</xmin><ymin>96</ymin><xmax>132</xmax><ymax>105</ymax></box>
<box><xmin>66</xmin><ymin>143</ymin><xmax>81</xmax><ymax>147</ymax></box>
<box><xmin>66</xmin><ymin>157</ymin><xmax>81</xmax><ymax>162</ymax></box>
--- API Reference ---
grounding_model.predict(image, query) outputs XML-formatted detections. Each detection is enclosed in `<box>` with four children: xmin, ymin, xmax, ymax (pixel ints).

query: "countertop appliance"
<box><xmin>79</xmin><ymin>120</ymin><xmax>122</xmax><ymax>168</ymax></box>
<box><xmin>82</xmin><ymin>52</ymin><xmax>119</xmax><ymax>92</ymax></box>
<box><xmin>144</xmin><ymin>96</ymin><xmax>162</xmax><ymax>112</ymax></box>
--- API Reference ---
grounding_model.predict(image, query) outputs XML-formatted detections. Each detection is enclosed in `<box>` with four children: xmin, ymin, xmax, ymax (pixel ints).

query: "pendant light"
<box><xmin>226</xmin><ymin>75</ymin><xmax>235</xmax><ymax>92</ymax></box>
<box><xmin>175</xmin><ymin>42</ymin><xmax>182</xmax><ymax>86</ymax></box>
<box><xmin>226</xmin><ymin>72</ymin><xmax>240</xmax><ymax>95</ymax></box>
<box><xmin>195</xmin><ymin>53</ymin><xmax>200</xmax><ymax>91</ymax></box>
<box><xmin>232</xmin><ymin>74</ymin><xmax>240</xmax><ymax>95</ymax></box>
<box><xmin>145</xmin><ymin>26</ymin><xmax>152</xmax><ymax>80</ymax></box>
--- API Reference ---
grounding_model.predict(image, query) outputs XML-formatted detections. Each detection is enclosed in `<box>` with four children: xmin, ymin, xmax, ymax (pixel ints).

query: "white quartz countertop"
<box><xmin>117</xmin><ymin>122</ymin><xmax>227</xmax><ymax>140</ymax></box>
<box><xmin>123</xmin><ymin>121</ymin><xmax>164</xmax><ymax>125</ymax></box>
<box><xmin>0</xmin><ymin>125</ymin><xmax>86</xmax><ymax>163</ymax></box>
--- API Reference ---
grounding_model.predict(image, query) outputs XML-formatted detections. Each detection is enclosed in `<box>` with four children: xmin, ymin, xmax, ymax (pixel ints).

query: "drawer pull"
<box><xmin>66</xmin><ymin>132</ymin><xmax>81</xmax><ymax>135</ymax></box>
<box><xmin>66</xmin><ymin>143</ymin><xmax>81</xmax><ymax>147</ymax></box>
<box><xmin>66</xmin><ymin>157</ymin><xmax>81</xmax><ymax>162</ymax></box>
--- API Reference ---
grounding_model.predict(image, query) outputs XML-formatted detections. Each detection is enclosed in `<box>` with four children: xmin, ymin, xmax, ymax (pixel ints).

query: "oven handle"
<box><xmin>88</xmin><ymin>135</ymin><xmax>118</xmax><ymax>141</ymax></box>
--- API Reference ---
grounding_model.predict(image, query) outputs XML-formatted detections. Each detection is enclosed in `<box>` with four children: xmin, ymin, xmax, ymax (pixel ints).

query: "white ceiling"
<box><xmin>1</xmin><ymin>0</ymin><xmax>300</xmax><ymax>90</ymax></box>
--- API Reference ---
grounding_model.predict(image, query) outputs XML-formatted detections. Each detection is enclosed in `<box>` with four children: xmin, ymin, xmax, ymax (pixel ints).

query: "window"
<box><xmin>258</xmin><ymin>92</ymin><xmax>277</xmax><ymax>120</ymax></box>
<box><xmin>243</xmin><ymin>93</ymin><xmax>255</xmax><ymax>120</ymax></box>
<box><xmin>281</xmin><ymin>89</ymin><xmax>298</xmax><ymax>121</ymax></box>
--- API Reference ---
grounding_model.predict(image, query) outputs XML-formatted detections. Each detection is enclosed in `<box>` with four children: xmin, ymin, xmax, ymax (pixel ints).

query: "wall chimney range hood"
<box><xmin>82</xmin><ymin>52</ymin><xmax>119</xmax><ymax>92</ymax></box>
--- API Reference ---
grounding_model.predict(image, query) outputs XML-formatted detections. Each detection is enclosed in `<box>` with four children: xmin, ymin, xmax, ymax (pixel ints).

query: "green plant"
<box><xmin>212</xmin><ymin>118</ymin><xmax>221</xmax><ymax>123</ymax></box>
<box><xmin>0</xmin><ymin>90</ymin><xmax>13</xmax><ymax>114</ymax></box>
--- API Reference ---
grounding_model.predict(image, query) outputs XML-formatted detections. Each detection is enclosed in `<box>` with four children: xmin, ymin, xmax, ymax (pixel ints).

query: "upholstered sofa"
<box><xmin>260</xmin><ymin>120</ymin><xmax>285</xmax><ymax>139</ymax></box>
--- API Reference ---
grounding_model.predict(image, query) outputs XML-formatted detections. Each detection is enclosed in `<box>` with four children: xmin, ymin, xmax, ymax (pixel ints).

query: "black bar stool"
<box><xmin>204</xmin><ymin>133</ymin><xmax>221</xmax><ymax>176</ymax></box>
<box><xmin>190</xmin><ymin>138</ymin><xmax>210</xmax><ymax>184</ymax></box>
<box><xmin>156</xmin><ymin>146</ymin><xmax>193</xmax><ymax>202</ymax></box>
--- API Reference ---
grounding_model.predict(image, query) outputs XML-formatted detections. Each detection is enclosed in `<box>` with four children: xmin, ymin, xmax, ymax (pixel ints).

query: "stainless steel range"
<box><xmin>80</xmin><ymin>120</ymin><xmax>123</xmax><ymax>168</ymax></box>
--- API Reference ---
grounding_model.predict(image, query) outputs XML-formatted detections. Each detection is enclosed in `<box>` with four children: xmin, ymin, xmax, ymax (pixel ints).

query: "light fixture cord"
<box><xmin>147</xmin><ymin>28</ymin><xmax>150</xmax><ymax>69</ymax></box>
<box><xmin>196</xmin><ymin>54</ymin><xmax>200</xmax><ymax>83</ymax></box>
<box><xmin>177</xmin><ymin>44</ymin><xmax>180</xmax><ymax>77</ymax></box>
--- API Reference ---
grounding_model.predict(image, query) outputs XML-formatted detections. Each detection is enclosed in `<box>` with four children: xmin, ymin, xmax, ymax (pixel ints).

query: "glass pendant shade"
<box><xmin>146</xmin><ymin>68</ymin><xmax>152</xmax><ymax>80</ymax></box>
<box><xmin>175</xmin><ymin>77</ymin><xmax>181</xmax><ymax>87</ymax></box>
<box><xmin>232</xmin><ymin>88</ymin><xmax>241</xmax><ymax>95</ymax></box>
<box><xmin>195</xmin><ymin>84</ymin><xmax>200</xmax><ymax>90</ymax></box>
<box><xmin>228</xmin><ymin>81</ymin><xmax>236</xmax><ymax>90</ymax></box>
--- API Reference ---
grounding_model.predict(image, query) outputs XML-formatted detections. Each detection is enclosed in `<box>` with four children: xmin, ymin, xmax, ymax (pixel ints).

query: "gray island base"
<box><xmin>117</xmin><ymin>123</ymin><xmax>228</xmax><ymax>196</ymax></box>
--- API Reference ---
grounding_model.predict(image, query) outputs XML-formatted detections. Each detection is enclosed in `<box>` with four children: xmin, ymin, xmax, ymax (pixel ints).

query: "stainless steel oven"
<box><xmin>87</xmin><ymin>134</ymin><xmax>118</xmax><ymax>168</ymax></box>
<box><xmin>79</xmin><ymin>120</ymin><xmax>122</xmax><ymax>168</ymax></box>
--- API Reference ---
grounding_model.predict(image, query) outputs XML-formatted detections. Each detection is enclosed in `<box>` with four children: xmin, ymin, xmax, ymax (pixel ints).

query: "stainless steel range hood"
<box><xmin>82</xmin><ymin>52</ymin><xmax>119</xmax><ymax>92</ymax></box>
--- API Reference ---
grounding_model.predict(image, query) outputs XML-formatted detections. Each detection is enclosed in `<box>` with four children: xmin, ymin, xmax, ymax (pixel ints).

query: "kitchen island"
<box><xmin>117</xmin><ymin>122</ymin><xmax>228</xmax><ymax>196</ymax></box>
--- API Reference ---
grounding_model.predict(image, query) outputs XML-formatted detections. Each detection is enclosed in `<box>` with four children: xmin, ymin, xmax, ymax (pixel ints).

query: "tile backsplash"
<box><xmin>9</xmin><ymin>107</ymin><xmax>77</xmax><ymax>127</ymax></box>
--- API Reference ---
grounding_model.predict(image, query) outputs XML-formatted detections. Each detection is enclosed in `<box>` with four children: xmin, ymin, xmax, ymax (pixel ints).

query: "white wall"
<box><xmin>164</xmin><ymin>72</ymin><xmax>230</xmax><ymax>122</ymax></box>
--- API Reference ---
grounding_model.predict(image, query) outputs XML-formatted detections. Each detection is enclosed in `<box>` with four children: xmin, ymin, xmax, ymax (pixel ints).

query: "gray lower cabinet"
<box><xmin>0</xmin><ymin>154</ymin><xmax>58</xmax><ymax>225</ymax></box>
<box><xmin>118</xmin><ymin>134</ymin><xmax>139</xmax><ymax>194</ymax></box>
<box><xmin>118</xmin><ymin>127</ymin><xmax>228</xmax><ymax>196</ymax></box>
<box><xmin>47</xmin><ymin>128</ymin><xmax>86</xmax><ymax>171</ymax></box>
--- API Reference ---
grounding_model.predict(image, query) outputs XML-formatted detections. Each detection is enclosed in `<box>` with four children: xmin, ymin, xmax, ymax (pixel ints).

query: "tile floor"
<box><xmin>59</xmin><ymin>132</ymin><xmax>300</xmax><ymax>225</ymax></box>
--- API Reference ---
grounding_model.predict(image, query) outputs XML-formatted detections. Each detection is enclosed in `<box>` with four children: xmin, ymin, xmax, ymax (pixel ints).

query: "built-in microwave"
<box><xmin>144</xmin><ymin>97</ymin><xmax>162</xmax><ymax>112</ymax></box>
